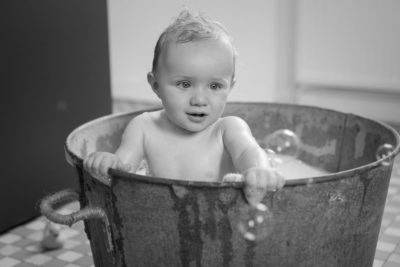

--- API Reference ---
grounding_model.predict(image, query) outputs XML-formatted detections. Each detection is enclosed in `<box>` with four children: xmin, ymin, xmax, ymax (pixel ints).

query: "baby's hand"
<box><xmin>222</xmin><ymin>173</ymin><xmax>243</xmax><ymax>182</ymax></box>
<box><xmin>83</xmin><ymin>152</ymin><xmax>132</xmax><ymax>183</ymax></box>
<box><xmin>243</xmin><ymin>167</ymin><xmax>285</xmax><ymax>206</ymax></box>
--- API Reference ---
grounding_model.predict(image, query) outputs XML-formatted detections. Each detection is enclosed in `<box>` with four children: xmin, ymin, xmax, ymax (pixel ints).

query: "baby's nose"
<box><xmin>190</xmin><ymin>89</ymin><xmax>208</xmax><ymax>106</ymax></box>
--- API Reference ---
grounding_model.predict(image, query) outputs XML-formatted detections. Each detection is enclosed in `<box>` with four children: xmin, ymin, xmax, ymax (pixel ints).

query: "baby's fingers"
<box><xmin>244</xmin><ymin>170</ymin><xmax>267</xmax><ymax>206</ymax></box>
<box><xmin>267</xmin><ymin>170</ymin><xmax>285</xmax><ymax>191</ymax></box>
<box><xmin>222</xmin><ymin>173</ymin><xmax>243</xmax><ymax>182</ymax></box>
<box><xmin>83</xmin><ymin>153</ymin><xmax>101</xmax><ymax>176</ymax></box>
<box><xmin>113</xmin><ymin>161</ymin><xmax>133</xmax><ymax>173</ymax></box>
<box><xmin>83</xmin><ymin>154</ymin><xmax>93</xmax><ymax>172</ymax></box>
<box><xmin>275</xmin><ymin>171</ymin><xmax>285</xmax><ymax>189</ymax></box>
<box><xmin>92</xmin><ymin>156</ymin><xmax>113</xmax><ymax>179</ymax></box>
<box><xmin>244</xmin><ymin>186</ymin><xmax>266</xmax><ymax>207</ymax></box>
<box><xmin>245</xmin><ymin>168</ymin><xmax>276</xmax><ymax>190</ymax></box>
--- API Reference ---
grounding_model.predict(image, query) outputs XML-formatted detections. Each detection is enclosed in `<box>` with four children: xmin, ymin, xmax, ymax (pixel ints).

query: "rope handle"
<box><xmin>39</xmin><ymin>189</ymin><xmax>114</xmax><ymax>253</ymax></box>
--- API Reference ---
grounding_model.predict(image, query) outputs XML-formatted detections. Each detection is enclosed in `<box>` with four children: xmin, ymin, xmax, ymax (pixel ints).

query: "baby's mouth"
<box><xmin>186</xmin><ymin>112</ymin><xmax>208</xmax><ymax>121</ymax></box>
<box><xmin>188</xmin><ymin>113</ymin><xmax>206</xmax><ymax>117</ymax></box>
<box><xmin>187</xmin><ymin>112</ymin><xmax>207</xmax><ymax>117</ymax></box>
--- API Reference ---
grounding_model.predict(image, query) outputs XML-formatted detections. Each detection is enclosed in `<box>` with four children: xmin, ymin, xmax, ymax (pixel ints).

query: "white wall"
<box><xmin>296</xmin><ymin>0</ymin><xmax>400</xmax><ymax>91</ymax></box>
<box><xmin>107</xmin><ymin>0</ymin><xmax>279</xmax><ymax>103</ymax></box>
<box><xmin>295</xmin><ymin>0</ymin><xmax>400</xmax><ymax>123</ymax></box>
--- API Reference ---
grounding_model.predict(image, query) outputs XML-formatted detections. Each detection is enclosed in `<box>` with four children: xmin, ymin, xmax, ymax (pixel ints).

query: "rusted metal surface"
<box><xmin>107</xmin><ymin>165</ymin><xmax>391</xmax><ymax>267</ymax></box>
<box><xmin>55</xmin><ymin>102</ymin><xmax>400</xmax><ymax>267</ymax></box>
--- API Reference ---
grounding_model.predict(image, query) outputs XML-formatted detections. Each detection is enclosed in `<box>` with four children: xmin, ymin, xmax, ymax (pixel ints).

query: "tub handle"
<box><xmin>40</xmin><ymin>189</ymin><xmax>114</xmax><ymax>253</ymax></box>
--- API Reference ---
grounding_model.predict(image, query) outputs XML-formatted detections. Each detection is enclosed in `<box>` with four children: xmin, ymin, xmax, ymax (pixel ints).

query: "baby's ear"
<box><xmin>147</xmin><ymin>72</ymin><xmax>160</xmax><ymax>96</ymax></box>
<box><xmin>230</xmin><ymin>77</ymin><xmax>236</xmax><ymax>89</ymax></box>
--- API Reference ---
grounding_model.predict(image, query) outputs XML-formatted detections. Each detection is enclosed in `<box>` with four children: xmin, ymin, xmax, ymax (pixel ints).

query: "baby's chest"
<box><xmin>147</xmin><ymin>137</ymin><xmax>223</xmax><ymax>164</ymax></box>
<box><xmin>144</xmin><ymin>134</ymin><xmax>230</xmax><ymax>179</ymax></box>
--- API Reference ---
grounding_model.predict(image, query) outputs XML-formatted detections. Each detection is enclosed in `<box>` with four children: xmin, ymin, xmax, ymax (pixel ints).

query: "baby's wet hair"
<box><xmin>151</xmin><ymin>9</ymin><xmax>237</xmax><ymax>76</ymax></box>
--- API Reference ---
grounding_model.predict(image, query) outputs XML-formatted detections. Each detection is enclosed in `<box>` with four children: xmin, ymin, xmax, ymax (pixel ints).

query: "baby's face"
<box><xmin>153</xmin><ymin>38</ymin><xmax>235</xmax><ymax>132</ymax></box>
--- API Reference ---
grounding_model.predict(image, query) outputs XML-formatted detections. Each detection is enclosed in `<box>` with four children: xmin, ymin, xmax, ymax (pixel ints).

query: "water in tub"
<box><xmin>262</xmin><ymin>129</ymin><xmax>329</xmax><ymax>180</ymax></box>
<box><xmin>274</xmin><ymin>155</ymin><xmax>329</xmax><ymax>180</ymax></box>
<box><xmin>135</xmin><ymin>154</ymin><xmax>329</xmax><ymax>181</ymax></box>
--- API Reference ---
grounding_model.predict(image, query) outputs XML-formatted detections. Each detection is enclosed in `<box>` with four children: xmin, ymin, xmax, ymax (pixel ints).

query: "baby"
<box><xmin>84</xmin><ymin>10</ymin><xmax>284</xmax><ymax>206</ymax></box>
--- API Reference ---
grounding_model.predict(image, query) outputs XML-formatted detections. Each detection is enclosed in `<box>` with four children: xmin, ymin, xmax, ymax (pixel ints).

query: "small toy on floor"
<box><xmin>40</xmin><ymin>221</ymin><xmax>64</xmax><ymax>250</ymax></box>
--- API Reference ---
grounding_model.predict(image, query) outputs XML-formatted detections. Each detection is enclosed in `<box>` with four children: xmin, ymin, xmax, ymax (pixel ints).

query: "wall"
<box><xmin>295</xmin><ymin>0</ymin><xmax>400</xmax><ymax>123</ymax></box>
<box><xmin>107</xmin><ymin>0</ymin><xmax>279</xmax><ymax>103</ymax></box>
<box><xmin>0</xmin><ymin>0</ymin><xmax>111</xmax><ymax>232</ymax></box>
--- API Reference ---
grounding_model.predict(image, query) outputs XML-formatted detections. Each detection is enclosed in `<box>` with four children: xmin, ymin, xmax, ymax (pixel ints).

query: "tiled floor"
<box><xmin>375</xmin><ymin>154</ymin><xmax>400</xmax><ymax>267</ymax></box>
<box><xmin>0</xmin><ymin>208</ymin><xmax>92</xmax><ymax>267</ymax></box>
<box><xmin>1</xmin><ymin>101</ymin><xmax>399</xmax><ymax>267</ymax></box>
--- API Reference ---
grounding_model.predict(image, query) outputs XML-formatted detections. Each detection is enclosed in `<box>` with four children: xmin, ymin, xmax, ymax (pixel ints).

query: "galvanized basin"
<box><xmin>41</xmin><ymin>102</ymin><xmax>400</xmax><ymax>267</ymax></box>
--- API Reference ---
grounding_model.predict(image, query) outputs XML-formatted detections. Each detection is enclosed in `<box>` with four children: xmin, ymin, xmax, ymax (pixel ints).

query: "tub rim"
<box><xmin>65</xmin><ymin>102</ymin><xmax>400</xmax><ymax>188</ymax></box>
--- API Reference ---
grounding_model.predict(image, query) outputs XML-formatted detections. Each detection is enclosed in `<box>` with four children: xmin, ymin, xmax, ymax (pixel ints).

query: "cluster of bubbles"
<box><xmin>238</xmin><ymin>129</ymin><xmax>301</xmax><ymax>242</ymax></box>
<box><xmin>237</xmin><ymin>203</ymin><xmax>273</xmax><ymax>241</ymax></box>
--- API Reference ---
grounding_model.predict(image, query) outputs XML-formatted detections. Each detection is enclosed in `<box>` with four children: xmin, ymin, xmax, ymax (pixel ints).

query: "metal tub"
<box><xmin>41</xmin><ymin>102</ymin><xmax>400</xmax><ymax>267</ymax></box>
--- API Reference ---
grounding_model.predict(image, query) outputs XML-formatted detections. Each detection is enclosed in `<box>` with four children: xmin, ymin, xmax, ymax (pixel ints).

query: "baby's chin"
<box><xmin>177</xmin><ymin>120</ymin><xmax>218</xmax><ymax>133</ymax></box>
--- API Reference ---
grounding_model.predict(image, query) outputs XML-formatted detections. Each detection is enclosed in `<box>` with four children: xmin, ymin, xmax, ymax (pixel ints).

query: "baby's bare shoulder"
<box><xmin>217</xmin><ymin>116</ymin><xmax>253</xmax><ymax>145</ymax></box>
<box><xmin>123</xmin><ymin>111</ymin><xmax>160</xmax><ymax>135</ymax></box>
<box><xmin>218</xmin><ymin>116</ymin><xmax>249</xmax><ymax>131</ymax></box>
<box><xmin>126</xmin><ymin>111</ymin><xmax>159</xmax><ymax>126</ymax></box>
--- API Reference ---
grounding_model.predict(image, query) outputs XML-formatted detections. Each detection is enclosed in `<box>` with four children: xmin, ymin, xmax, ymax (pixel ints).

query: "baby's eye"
<box><xmin>176</xmin><ymin>81</ymin><xmax>191</xmax><ymax>89</ymax></box>
<box><xmin>209</xmin><ymin>82</ymin><xmax>224</xmax><ymax>90</ymax></box>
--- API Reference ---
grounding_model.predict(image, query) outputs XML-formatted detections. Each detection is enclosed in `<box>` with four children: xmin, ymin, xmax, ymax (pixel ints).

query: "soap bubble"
<box><xmin>237</xmin><ymin>203</ymin><xmax>273</xmax><ymax>241</ymax></box>
<box><xmin>264</xmin><ymin>129</ymin><xmax>301</xmax><ymax>160</ymax></box>
<box><xmin>376</xmin><ymin>143</ymin><xmax>394</xmax><ymax>166</ymax></box>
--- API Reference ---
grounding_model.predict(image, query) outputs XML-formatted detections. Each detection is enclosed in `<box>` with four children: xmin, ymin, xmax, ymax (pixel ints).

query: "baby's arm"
<box><xmin>221</xmin><ymin>116</ymin><xmax>285</xmax><ymax>205</ymax></box>
<box><xmin>83</xmin><ymin>114</ymin><xmax>146</xmax><ymax>182</ymax></box>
